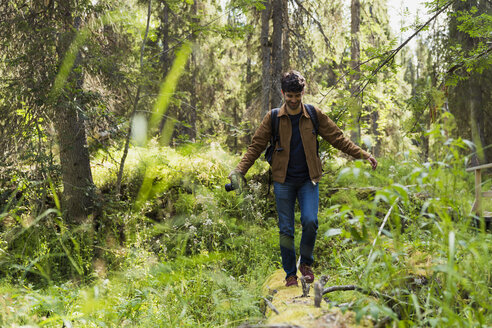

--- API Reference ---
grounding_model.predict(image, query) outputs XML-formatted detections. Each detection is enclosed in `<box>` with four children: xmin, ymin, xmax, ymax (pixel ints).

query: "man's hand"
<box><xmin>228</xmin><ymin>169</ymin><xmax>246</xmax><ymax>193</ymax></box>
<box><xmin>367</xmin><ymin>155</ymin><xmax>378</xmax><ymax>170</ymax></box>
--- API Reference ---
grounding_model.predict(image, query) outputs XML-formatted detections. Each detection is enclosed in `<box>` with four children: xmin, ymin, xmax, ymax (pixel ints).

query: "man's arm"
<box><xmin>316</xmin><ymin>107</ymin><xmax>377</xmax><ymax>170</ymax></box>
<box><xmin>234</xmin><ymin>111</ymin><xmax>273</xmax><ymax>175</ymax></box>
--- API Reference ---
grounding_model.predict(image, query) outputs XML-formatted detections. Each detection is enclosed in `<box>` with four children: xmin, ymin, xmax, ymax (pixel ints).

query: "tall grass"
<box><xmin>313</xmin><ymin>140</ymin><xmax>491</xmax><ymax>326</ymax></box>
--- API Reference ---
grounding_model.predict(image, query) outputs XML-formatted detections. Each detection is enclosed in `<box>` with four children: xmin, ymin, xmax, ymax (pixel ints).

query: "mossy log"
<box><xmin>259</xmin><ymin>269</ymin><xmax>374</xmax><ymax>328</ymax></box>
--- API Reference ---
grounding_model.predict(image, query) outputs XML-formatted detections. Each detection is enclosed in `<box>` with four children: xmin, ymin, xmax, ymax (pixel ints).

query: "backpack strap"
<box><xmin>305</xmin><ymin>104</ymin><xmax>319</xmax><ymax>154</ymax></box>
<box><xmin>270</xmin><ymin>108</ymin><xmax>280</xmax><ymax>148</ymax></box>
<box><xmin>304</xmin><ymin>104</ymin><xmax>318</xmax><ymax>134</ymax></box>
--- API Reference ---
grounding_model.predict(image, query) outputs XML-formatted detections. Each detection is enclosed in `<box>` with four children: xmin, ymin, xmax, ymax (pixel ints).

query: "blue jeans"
<box><xmin>274</xmin><ymin>180</ymin><xmax>319</xmax><ymax>278</ymax></box>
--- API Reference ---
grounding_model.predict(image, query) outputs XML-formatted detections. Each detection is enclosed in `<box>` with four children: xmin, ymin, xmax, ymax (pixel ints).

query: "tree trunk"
<box><xmin>371</xmin><ymin>110</ymin><xmax>380</xmax><ymax>157</ymax></box>
<box><xmin>55</xmin><ymin>1</ymin><xmax>95</xmax><ymax>223</ymax></box>
<box><xmin>271</xmin><ymin>0</ymin><xmax>283</xmax><ymax>108</ymax></box>
<box><xmin>56</xmin><ymin>102</ymin><xmax>95</xmax><ymax>224</ymax></box>
<box><xmin>261</xmin><ymin>0</ymin><xmax>272</xmax><ymax>117</ymax></box>
<box><xmin>350</xmin><ymin>0</ymin><xmax>361</xmax><ymax>144</ymax></box>
<box><xmin>161</xmin><ymin>2</ymin><xmax>170</xmax><ymax>76</ymax></box>
<box><xmin>448</xmin><ymin>0</ymin><xmax>491</xmax><ymax>163</ymax></box>
<box><xmin>469</xmin><ymin>78</ymin><xmax>487</xmax><ymax>163</ymax></box>
<box><xmin>188</xmin><ymin>0</ymin><xmax>198</xmax><ymax>141</ymax></box>
<box><xmin>188</xmin><ymin>56</ymin><xmax>197</xmax><ymax>141</ymax></box>
<box><xmin>158</xmin><ymin>1</ymin><xmax>171</xmax><ymax>135</ymax></box>
<box><xmin>282</xmin><ymin>0</ymin><xmax>290</xmax><ymax>71</ymax></box>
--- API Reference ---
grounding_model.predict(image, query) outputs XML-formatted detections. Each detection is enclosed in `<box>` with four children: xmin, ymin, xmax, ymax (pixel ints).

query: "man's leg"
<box><xmin>297</xmin><ymin>181</ymin><xmax>319</xmax><ymax>267</ymax></box>
<box><xmin>274</xmin><ymin>181</ymin><xmax>297</xmax><ymax>279</ymax></box>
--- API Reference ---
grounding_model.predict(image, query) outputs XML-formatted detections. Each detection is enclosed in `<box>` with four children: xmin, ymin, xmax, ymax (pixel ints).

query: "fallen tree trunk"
<box><xmin>322</xmin><ymin>284</ymin><xmax>400</xmax><ymax>305</ymax></box>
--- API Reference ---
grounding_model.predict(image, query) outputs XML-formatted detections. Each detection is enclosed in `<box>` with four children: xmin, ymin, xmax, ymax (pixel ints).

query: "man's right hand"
<box><xmin>228</xmin><ymin>170</ymin><xmax>246</xmax><ymax>193</ymax></box>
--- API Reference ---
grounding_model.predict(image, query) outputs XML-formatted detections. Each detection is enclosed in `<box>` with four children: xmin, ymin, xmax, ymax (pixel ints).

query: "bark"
<box><xmin>56</xmin><ymin>104</ymin><xmax>95</xmax><ymax>224</ymax></box>
<box><xmin>158</xmin><ymin>1</ymin><xmax>171</xmax><ymax>134</ymax></box>
<box><xmin>282</xmin><ymin>0</ymin><xmax>290</xmax><ymax>71</ymax></box>
<box><xmin>271</xmin><ymin>0</ymin><xmax>283</xmax><ymax>108</ymax></box>
<box><xmin>55</xmin><ymin>1</ymin><xmax>95</xmax><ymax>223</ymax></box>
<box><xmin>261</xmin><ymin>0</ymin><xmax>272</xmax><ymax>117</ymax></box>
<box><xmin>350</xmin><ymin>0</ymin><xmax>361</xmax><ymax>144</ymax></box>
<box><xmin>371</xmin><ymin>110</ymin><xmax>381</xmax><ymax>157</ymax></box>
<box><xmin>422</xmin><ymin>125</ymin><xmax>429</xmax><ymax>162</ymax></box>
<box><xmin>262</xmin><ymin>297</ymin><xmax>280</xmax><ymax>315</ymax></box>
<box><xmin>188</xmin><ymin>58</ymin><xmax>198</xmax><ymax>141</ymax></box>
<box><xmin>245</xmin><ymin>32</ymin><xmax>253</xmax><ymax>112</ymax></box>
<box><xmin>469</xmin><ymin>78</ymin><xmax>486</xmax><ymax>163</ymax></box>
<box><xmin>160</xmin><ymin>2</ymin><xmax>170</xmax><ymax>76</ymax></box>
<box><xmin>300</xmin><ymin>276</ymin><xmax>310</xmax><ymax>297</ymax></box>
<box><xmin>188</xmin><ymin>0</ymin><xmax>198</xmax><ymax>141</ymax></box>
<box><xmin>448</xmin><ymin>0</ymin><xmax>491</xmax><ymax>163</ymax></box>
<box><xmin>314</xmin><ymin>275</ymin><xmax>329</xmax><ymax>307</ymax></box>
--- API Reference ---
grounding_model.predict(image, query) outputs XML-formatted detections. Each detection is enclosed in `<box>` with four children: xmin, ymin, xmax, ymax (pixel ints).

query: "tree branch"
<box><xmin>334</xmin><ymin>0</ymin><xmax>454</xmax><ymax>123</ymax></box>
<box><xmin>291</xmin><ymin>0</ymin><xmax>333</xmax><ymax>52</ymax></box>
<box><xmin>402</xmin><ymin>44</ymin><xmax>492</xmax><ymax>138</ymax></box>
<box><xmin>445</xmin><ymin>44</ymin><xmax>492</xmax><ymax>78</ymax></box>
<box><xmin>262</xmin><ymin>297</ymin><xmax>280</xmax><ymax>315</ymax></box>
<box><xmin>318</xmin><ymin>51</ymin><xmax>393</xmax><ymax>103</ymax></box>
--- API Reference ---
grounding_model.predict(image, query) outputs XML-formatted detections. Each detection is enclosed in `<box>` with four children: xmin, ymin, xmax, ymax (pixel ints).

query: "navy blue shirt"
<box><xmin>286</xmin><ymin>113</ymin><xmax>310</xmax><ymax>183</ymax></box>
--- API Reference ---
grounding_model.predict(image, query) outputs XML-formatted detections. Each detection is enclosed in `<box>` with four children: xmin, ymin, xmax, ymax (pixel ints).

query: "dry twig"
<box><xmin>262</xmin><ymin>297</ymin><xmax>280</xmax><ymax>315</ymax></box>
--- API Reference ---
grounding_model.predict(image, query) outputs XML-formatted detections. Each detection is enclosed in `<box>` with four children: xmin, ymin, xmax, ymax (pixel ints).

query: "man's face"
<box><xmin>283</xmin><ymin>91</ymin><xmax>303</xmax><ymax>111</ymax></box>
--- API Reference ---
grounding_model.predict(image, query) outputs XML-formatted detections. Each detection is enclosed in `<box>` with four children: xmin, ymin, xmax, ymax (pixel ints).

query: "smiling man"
<box><xmin>230</xmin><ymin>70</ymin><xmax>377</xmax><ymax>287</ymax></box>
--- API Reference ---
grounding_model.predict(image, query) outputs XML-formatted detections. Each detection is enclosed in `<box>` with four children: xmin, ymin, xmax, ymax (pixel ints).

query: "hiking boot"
<box><xmin>299</xmin><ymin>263</ymin><xmax>314</xmax><ymax>283</ymax></box>
<box><xmin>285</xmin><ymin>275</ymin><xmax>298</xmax><ymax>287</ymax></box>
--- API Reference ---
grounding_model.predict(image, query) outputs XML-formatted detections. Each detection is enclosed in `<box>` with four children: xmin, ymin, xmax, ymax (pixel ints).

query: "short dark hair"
<box><xmin>281</xmin><ymin>70</ymin><xmax>306</xmax><ymax>93</ymax></box>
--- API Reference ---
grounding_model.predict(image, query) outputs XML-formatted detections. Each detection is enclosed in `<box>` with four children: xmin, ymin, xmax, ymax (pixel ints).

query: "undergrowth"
<box><xmin>1</xmin><ymin>139</ymin><xmax>491</xmax><ymax>327</ymax></box>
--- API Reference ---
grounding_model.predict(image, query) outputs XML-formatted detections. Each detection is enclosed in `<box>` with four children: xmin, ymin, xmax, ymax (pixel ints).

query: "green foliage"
<box><xmin>313</xmin><ymin>134</ymin><xmax>491</xmax><ymax>326</ymax></box>
<box><xmin>1</xmin><ymin>0</ymin><xmax>492</xmax><ymax>326</ymax></box>
<box><xmin>2</xmin><ymin>133</ymin><xmax>492</xmax><ymax>326</ymax></box>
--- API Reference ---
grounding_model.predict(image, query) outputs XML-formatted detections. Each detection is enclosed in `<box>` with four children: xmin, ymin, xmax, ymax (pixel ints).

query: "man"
<box><xmin>230</xmin><ymin>71</ymin><xmax>377</xmax><ymax>287</ymax></box>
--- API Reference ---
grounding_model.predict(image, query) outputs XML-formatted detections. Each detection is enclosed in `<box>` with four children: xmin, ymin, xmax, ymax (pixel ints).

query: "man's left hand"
<box><xmin>367</xmin><ymin>156</ymin><xmax>378</xmax><ymax>170</ymax></box>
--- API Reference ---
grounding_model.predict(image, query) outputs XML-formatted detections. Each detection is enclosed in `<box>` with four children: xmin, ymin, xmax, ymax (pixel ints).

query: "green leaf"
<box><xmin>325</xmin><ymin>228</ymin><xmax>342</xmax><ymax>237</ymax></box>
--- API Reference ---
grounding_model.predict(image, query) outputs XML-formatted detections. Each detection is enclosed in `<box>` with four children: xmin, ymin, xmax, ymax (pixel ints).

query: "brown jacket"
<box><xmin>236</xmin><ymin>103</ymin><xmax>371</xmax><ymax>183</ymax></box>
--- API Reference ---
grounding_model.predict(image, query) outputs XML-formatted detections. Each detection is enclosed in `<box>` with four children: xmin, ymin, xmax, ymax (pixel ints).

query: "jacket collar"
<box><xmin>277</xmin><ymin>103</ymin><xmax>311</xmax><ymax>118</ymax></box>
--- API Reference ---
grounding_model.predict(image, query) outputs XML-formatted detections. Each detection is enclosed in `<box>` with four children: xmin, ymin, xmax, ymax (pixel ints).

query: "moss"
<box><xmin>262</xmin><ymin>269</ymin><xmax>373</xmax><ymax>327</ymax></box>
